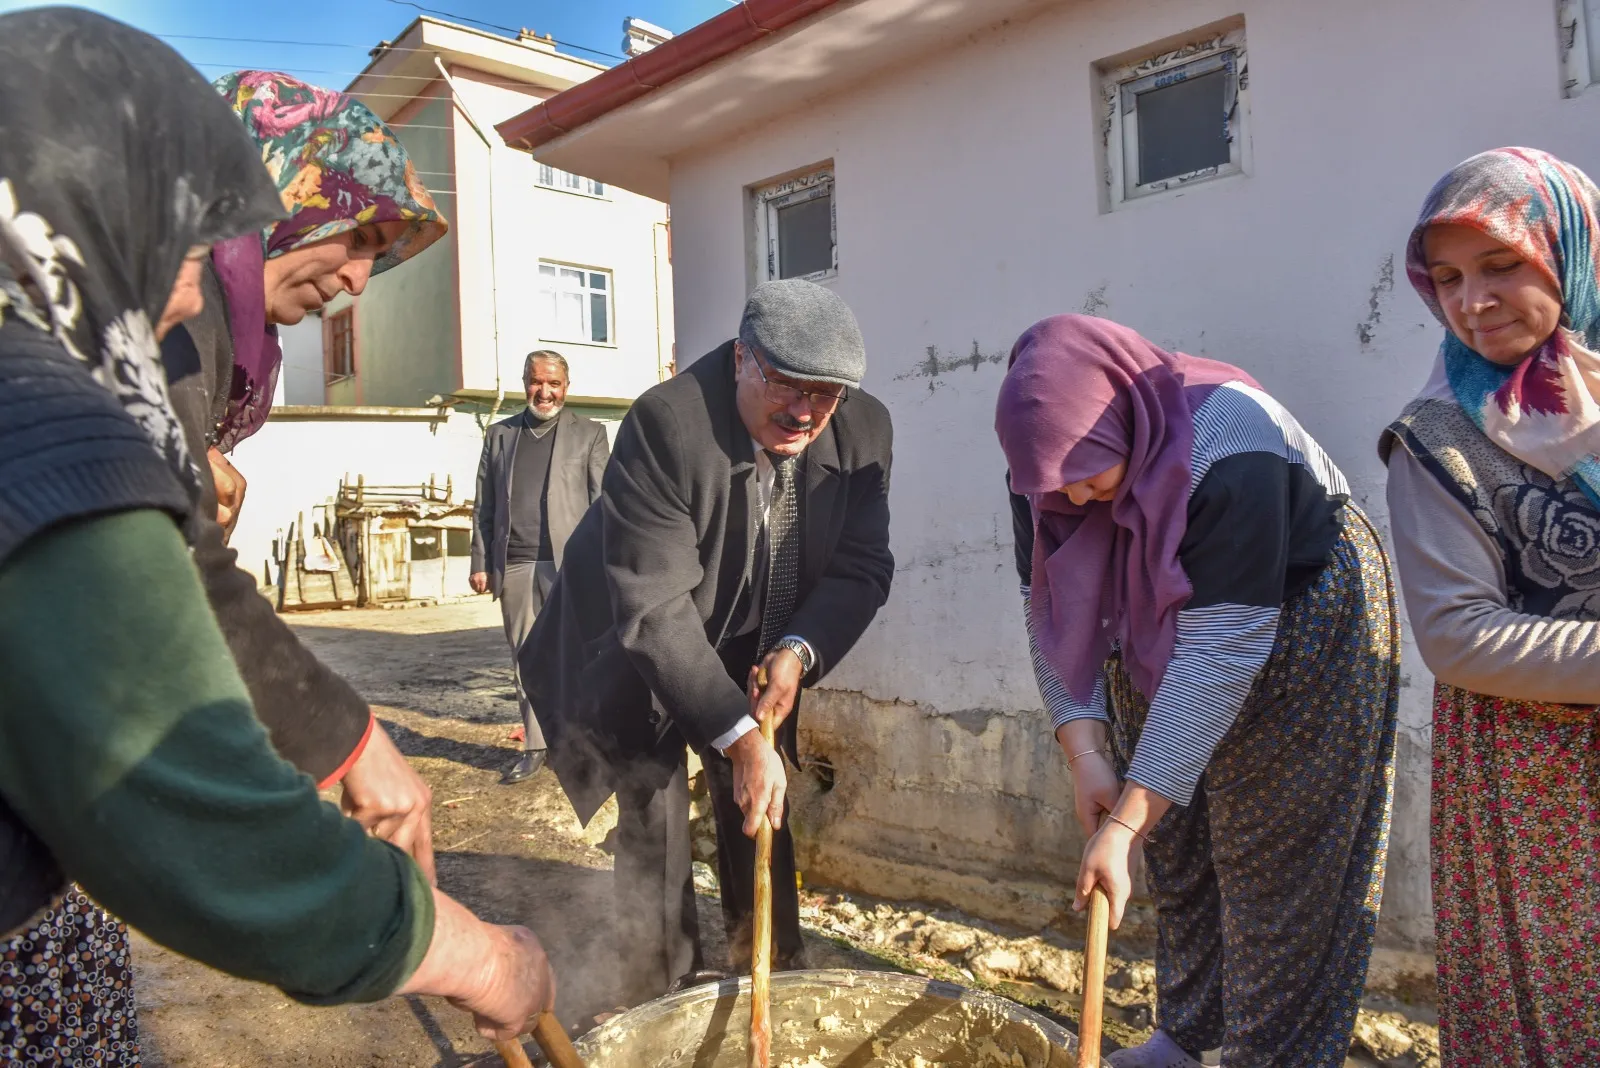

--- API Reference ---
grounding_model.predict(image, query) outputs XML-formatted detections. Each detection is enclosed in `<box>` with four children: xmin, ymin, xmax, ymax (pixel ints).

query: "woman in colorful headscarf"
<box><xmin>155</xmin><ymin>71</ymin><xmax>451</xmax><ymax>888</ymax></box>
<box><xmin>1381</xmin><ymin>148</ymin><xmax>1600</xmax><ymax>1064</ymax></box>
<box><xmin>996</xmin><ymin>316</ymin><xmax>1399</xmax><ymax>1067</ymax></box>
<box><xmin>0</xmin><ymin>12</ymin><xmax>549</xmax><ymax>1065</ymax></box>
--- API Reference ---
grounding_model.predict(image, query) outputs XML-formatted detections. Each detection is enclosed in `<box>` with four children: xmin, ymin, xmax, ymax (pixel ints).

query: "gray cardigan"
<box><xmin>1386</xmin><ymin>447</ymin><xmax>1600</xmax><ymax>704</ymax></box>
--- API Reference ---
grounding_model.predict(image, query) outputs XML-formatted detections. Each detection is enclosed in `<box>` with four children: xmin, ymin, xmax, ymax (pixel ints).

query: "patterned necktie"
<box><xmin>758</xmin><ymin>452</ymin><xmax>800</xmax><ymax>655</ymax></box>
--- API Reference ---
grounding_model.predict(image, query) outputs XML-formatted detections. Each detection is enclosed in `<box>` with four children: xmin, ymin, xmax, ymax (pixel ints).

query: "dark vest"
<box><xmin>1384</xmin><ymin>398</ymin><xmax>1600</xmax><ymax>621</ymax></box>
<box><xmin>0</xmin><ymin>321</ymin><xmax>190</xmax><ymax>937</ymax></box>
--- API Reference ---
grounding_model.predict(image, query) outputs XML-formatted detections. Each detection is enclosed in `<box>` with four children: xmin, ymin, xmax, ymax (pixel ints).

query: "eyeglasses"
<box><xmin>743</xmin><ymin>344</ymin><xmax>848</xmax><ymax>414</ymax></box>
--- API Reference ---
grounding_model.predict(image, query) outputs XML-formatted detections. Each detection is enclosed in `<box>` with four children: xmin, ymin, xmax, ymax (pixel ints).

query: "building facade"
<box><xmin>501</xmin><ymin>0</ymin><xmax>1600</xmax><ymax>951</ymax></box>
<box><xmin>281</xmin><ymin>17</ymin><xmax>675</xmax><ymax>415</ymax></box>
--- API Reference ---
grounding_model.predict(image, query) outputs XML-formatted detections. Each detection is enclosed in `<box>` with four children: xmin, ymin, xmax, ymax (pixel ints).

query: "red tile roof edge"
<box><xmin>494</xmin><ymin>0</ymin><xmax>846</xmax><ymax>151</ymax></box>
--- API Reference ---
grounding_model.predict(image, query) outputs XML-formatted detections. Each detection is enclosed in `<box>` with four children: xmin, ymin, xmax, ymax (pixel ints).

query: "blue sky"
<box><xmin>0</xmin><ymin>1</ymin><xmax>739</xmax><ymax>85</ymax></box>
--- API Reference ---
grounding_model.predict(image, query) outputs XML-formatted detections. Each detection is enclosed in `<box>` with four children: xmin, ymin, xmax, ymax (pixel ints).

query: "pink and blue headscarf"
<box><xmin>208</xmin><ymin>71</ymin><xmax>448</xmax><ymax>449</ymax></box>
<box><xmin>1407</xmin><ymin>148</ymin><xmax>1600</xmax><ymax>506</ymax></box>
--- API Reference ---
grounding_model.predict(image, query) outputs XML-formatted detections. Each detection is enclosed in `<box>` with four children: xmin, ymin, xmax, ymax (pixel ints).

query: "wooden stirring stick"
<box><xmin>494</xmin><ymin>1012</ymin><xmax>586</xmax><ymax>1068</ymax></box>
<box><xmin>750</xmin><ymin>667</ymin><xmax>779</xmax><ymax>1068</ymax></box>
<box><xmin>1077</xmin><ymin>884</ymin><xmax>1111</xmax><ymax>1067</ymax></box>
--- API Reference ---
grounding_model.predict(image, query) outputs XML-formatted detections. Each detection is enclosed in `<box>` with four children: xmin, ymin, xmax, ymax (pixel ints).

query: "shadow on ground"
<box><xmin>293</xmin><ymin>614</ymin><xmax>517</xmax><ymax>724</ymax></box>
<box><xmin>387</xmin><ymin>719</ymin><xmax>516</xmax><ymax>774</ymax></box>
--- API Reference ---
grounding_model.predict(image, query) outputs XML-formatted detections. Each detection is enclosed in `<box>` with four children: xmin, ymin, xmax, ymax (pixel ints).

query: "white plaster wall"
<box><xmin>276</xmin><ymin>319</ymin><xmax>325</xmax><ymax>405</ymax></box>
<box><xmin>351</xmin><ymin>94</ymin><xmax>462</xmax><ymax>407</ymax></box>
<box><xmin>451</xmin><ymin>69</ymin><xmax>673</xmax><ymax>403</ymax></box>
<box><xmin>664</xmin><ymin>0</ymin><xmax>1600</xmax><ymax>947</ymax></box>
<box><xmin>226</xmin><ymin>412</ymin><xmax>491</xmax><ymax>588</ymax></box>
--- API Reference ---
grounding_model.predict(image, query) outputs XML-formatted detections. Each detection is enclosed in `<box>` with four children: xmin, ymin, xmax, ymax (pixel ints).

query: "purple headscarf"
<box><xmin>994</xmin><ymin>315</ymin><xmax>1257</xmax><ymax>703</ymax></box>
<box><xmin>210</xmin><ymin>234</ymin><xmax>276</xmax><ymax>451</ymax></box>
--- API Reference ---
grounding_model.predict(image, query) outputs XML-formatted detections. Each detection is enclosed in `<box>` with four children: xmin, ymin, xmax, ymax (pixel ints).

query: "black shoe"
<box><xmin>669</xmin><ymin>969</ymin><xmax>732</xmax><ymax>994</ymax></box>
<box><xmin>500</xmin><ymin>750</ymin><xmax>546</xmax><ymax>784</ymax></box>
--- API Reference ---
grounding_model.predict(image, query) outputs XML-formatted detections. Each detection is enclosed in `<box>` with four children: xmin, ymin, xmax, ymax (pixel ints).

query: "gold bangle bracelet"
<box><xmin>1066</xmin><ymin>747</ymin><xmax>1111</xmax><ymax>765</ymax></box>
<box><xmin>1105</xmin><ymin>812</ymin><xmax>1148</xmax><ymax>842</ymax></box>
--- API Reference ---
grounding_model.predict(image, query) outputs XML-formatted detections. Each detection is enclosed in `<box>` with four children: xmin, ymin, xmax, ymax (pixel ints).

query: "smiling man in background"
<box><xmin>471</xmin><ymin>350</ymin><xmax>610</xmax><ymax>784</ymax></box>
<box><xmin>521</xmin><ymin>279</ymin><xmax>895</xmax><ymax>1007</ymax></box>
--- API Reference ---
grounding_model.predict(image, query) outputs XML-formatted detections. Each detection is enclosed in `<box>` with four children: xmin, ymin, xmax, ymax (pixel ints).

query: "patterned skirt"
<box><xmin>1105</xmin><ymin>507</ymin><xmax>1399</xmax><ymax>1067</ymax></box>
<box><xmin>0</xmin><ymin>889</ymin><xmax>140</xmax><ymax>1066</ymax></box>
<box><xmin>1432</xmin><ymin>685</ymin><xmax>1600</xmax><ymax>1066</ymax></box>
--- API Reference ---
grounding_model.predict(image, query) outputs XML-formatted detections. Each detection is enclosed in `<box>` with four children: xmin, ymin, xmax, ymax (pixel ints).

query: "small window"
<box><xmin>538</xmin><ymin>262</ymin><xmax>612</xmax><ymax>345</ymax></box>
<box><xmin>1097</xmin><ymin>24</ymin><xmax>1250</xmax><ymax>209</ymax></box>
<box><xmin>753</xmin><ymin>167</ymin><xmax>836</xmax><ymax>282</ymax></box>
<box><xmin>537</xmin><ymin>162</ymin><xmax>605</xmax><ymax>197</ymax></box>
<box><xmin>325</xmin><ymin>307</ymin><xmax>354</xmax><ymax>381</ymax></box>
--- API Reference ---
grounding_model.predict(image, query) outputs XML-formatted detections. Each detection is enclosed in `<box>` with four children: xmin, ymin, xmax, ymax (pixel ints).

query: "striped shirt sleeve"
<box><xmin>1021</xmin><ymin>585</ymin><xmax>1108</xmax><ymax>728</ymax></box>
<box><xmin>1122</xmin><ymin>603</ymin><xmax>1279</xmax><ymax>804</ymax></box>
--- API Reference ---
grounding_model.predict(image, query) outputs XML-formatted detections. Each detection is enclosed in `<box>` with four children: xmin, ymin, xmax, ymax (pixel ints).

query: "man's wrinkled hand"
<box><xmin>453</xmin><ymin>923</ymin><xmax>557</xmax><ymax>1042</ymax></box>
<box><xmin>469</xmin><ymin>571</ymin><xmax>489</xmax><ymax>595</ymax></box>
<box><xmin>747</xmin><ymin>647</ymin><xmax>802</xmax><ymax>733</ymax></box>
<box><xmin>208</xmin><ymin>446</ymin><xmax>246</xmax><ymax>540</ymax></box>
<box><xmin>726</xmin><ymin>728</ymin><xmax>786</xmax><ymax>838</ymax></box>
<box><xmin>341</xmin><ymin>721</ymin><xmax>437</xmax><ymax>884</ymax></box>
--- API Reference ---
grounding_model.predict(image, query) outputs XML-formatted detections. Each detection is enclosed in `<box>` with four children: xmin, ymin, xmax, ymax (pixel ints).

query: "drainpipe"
<box><xmin>433</xmin><ymin>56</ymin><xmax>506</xmax><ymax>425</ymax></box>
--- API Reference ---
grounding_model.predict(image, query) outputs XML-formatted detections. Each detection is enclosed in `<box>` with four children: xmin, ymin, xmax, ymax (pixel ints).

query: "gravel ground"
<box><xmin>129</xmin><ymin>599</ymin><xmax>1438</xmax><ymax>1067</ymax></box>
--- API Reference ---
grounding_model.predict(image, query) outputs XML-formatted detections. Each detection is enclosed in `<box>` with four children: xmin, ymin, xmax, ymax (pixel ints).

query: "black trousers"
<box><xmin>612</xmin><ymin>732</ymin><xmax>702</xmax><ymax>1007</ymax></box>
<box><xmin>610</xmin><ymin>632</ymin><xmax>803</xmax><ymax>1006</ymax></box>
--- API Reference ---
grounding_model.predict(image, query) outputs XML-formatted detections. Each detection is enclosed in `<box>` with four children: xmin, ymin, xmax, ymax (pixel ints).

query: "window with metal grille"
<box><xmin>536</xmin><ymin>162</ymin><xmax>606</xmax><ymax>197</ymax></box>
<box><xmin>538</xmin><ymin>262</ymin><xmax>612</xmax><ymax>345</ymax></box>
<box><xmin>325</xmin><ymin>307</ymin><xmax>354</xmax><ymax>381</ymax></box>
<box><xmin>1097</xmin><ymin>24</ymin><xmax>1250</xmax><ymax>210</ymax></box>
<box><xmin>753</xmin><ymin>167</ymin><xmax>836</xmax><ymax>282</ymax></box>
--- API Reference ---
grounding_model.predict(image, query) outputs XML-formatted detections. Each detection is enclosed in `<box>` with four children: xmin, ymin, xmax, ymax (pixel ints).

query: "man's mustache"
<box><xmin>773</xmin><ymin>412</ymin><xmax>813</xmax><ymax>432</ymax></box>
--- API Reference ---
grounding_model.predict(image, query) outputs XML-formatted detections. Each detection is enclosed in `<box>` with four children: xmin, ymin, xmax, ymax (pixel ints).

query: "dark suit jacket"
<box><xmin>522</xmin><ymin>341</ymin><xmax>895</xmax><ymax>822</ymax></box>
<box><xmin>470</xmin><ymin>407</ymin><xmax>609</xmax><ymax>596</ymax></box>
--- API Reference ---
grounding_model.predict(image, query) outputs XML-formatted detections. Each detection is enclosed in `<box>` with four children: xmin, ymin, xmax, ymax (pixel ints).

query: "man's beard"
<box><xmin>529</xmin><ymin>400</ymin><xmax>564</xmax><ymax>421</ymax></box>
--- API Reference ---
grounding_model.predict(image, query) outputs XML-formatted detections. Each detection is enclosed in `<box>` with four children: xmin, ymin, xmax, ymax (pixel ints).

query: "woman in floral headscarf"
<box><xmin>190</xmin><ymin>70</ymin><xmax>447</xmax><ymax>456</ymax></box>
<box><xmin>156</xmin><ymin>71</ymin><xmax>450</xmax><ymax>900</ymax></box>
<box><xmin>1381</xmin><ymin>148</ymin><xmax>1600</xmax><ymax>1064</ymax></box>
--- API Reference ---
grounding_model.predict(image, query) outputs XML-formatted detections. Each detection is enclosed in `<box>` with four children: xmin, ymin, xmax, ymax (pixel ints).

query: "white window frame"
<box><xmin>1559</xmin><ymin>0</ymin><xmax>1600</xmax><ymax>97</ymax></box>
<box><xmin>537</xmin><ymin>261</ymin><xmax>615</xmax><ymax>347</ymax></box>
<box><xmin>753</xmin><ymin>166</ymin><xmax>836</xmax><ymax>283</ymax></box>
<box><xmin>535</xmin><ymin>162</ymin><xmax>607</xmax><ymax>199</ymax></box>
<box><xmin>1098</xmin><ymin>24</ymin><xmax>1251</xmax><ymax>210</ymax></box>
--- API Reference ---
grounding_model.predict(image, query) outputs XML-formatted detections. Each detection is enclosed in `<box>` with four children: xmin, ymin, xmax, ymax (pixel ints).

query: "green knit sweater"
<box><xmin>0</xmin><ymin>510</ymin><xmax>433</xmax><ymax>1003</ymax></box>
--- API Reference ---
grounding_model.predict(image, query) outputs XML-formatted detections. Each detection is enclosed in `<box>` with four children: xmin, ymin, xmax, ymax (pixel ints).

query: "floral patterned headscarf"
<box><xmin>1407</xmin><ymin>148</ymin><xmax>1600</xmax><ymax>506</ymax></box>
<box><xmin>208</xmin><ymin>71</ymin><xmax>448</xmax><ymax>449</ymax></box>
<box><xmin>215</xmin><ymin>70</ymin><xmax>446</xmax><ymax>270</ymax></box>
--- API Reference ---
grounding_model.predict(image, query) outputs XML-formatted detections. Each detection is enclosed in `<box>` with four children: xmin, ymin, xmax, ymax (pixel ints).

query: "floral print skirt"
<box><xmin>1106</xmin><ymin>507</ymin><xmax>1400</xmax><ymax>1066</ymax></box>
<box><xmin>1</xmin><ymin>889</ymin><xmax>139</xmax><ymax>1066</ymax></box>
<box><xmin>1432</xmin><ymin>685</ymin><xmax>1600</xmax><ymax>1066</ymax></box>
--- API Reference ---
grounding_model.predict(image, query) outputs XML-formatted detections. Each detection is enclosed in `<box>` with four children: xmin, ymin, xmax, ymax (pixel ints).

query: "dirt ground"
<box><xmin>131</xmin><ymin>599</ymin><xmax>1437</xmax><ymax>1067</ymax></box>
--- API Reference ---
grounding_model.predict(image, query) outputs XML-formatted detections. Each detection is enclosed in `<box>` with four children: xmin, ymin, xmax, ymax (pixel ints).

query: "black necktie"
<box><xmin>758</xmin><ymin>452</ymin><xmax>800</xmax><ymax>655</ymax></box>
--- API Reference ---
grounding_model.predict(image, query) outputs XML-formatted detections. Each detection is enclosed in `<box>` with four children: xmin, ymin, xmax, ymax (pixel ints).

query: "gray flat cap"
<box><xmin>739</xmin><ymin>279</ymin><xmax>865</xmax><ymax>388</ymax></box>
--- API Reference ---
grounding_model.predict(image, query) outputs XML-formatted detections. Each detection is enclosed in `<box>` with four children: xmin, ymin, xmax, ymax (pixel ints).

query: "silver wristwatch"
<box><xmin>775</xmin><ymin>636</ymin><xmax>815</xmax><ymax>676</ymax></box>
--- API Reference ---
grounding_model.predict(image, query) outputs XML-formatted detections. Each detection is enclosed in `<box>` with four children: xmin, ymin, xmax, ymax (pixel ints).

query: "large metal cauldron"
<box><xmin>572</xmin><ymin>969</ymin><xmax>1097</xmax><ymax>1067</ymax></box>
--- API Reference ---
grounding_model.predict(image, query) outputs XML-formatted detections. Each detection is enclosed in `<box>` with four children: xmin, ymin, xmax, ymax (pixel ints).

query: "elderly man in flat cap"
<box><xmin>522</xmin><ymin>279</ymin><xmax>894</xmax><ymax>1006</ymax></box>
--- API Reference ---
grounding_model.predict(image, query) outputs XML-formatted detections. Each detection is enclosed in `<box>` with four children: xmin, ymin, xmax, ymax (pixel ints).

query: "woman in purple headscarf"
<box><xmin>996</xmin><ymin>315</ymin><xmax>1399</xmax><ymax>1068</ymax></box>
